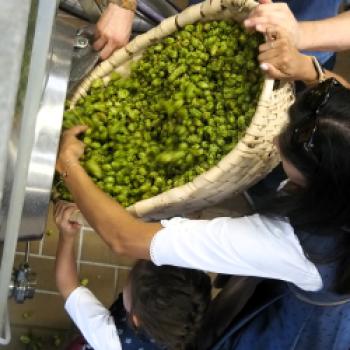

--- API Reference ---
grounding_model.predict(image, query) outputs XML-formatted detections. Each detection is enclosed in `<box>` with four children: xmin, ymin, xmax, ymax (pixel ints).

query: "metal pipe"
<box><xmin>24</xmin><ymin>242</ymin><xmax>30</xmax><ymax>265</ymax></box>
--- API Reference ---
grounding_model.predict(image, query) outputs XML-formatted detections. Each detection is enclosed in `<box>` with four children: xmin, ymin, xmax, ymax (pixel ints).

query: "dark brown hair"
<box><xmin>129</xmin><ymin>260</ymin><xmax>211</xmax><ymax>349</ymax></box>
<box><xmin>259</xmin><ymin>82</ymin><xmax>350</xmax><ymax>293</ymax></box>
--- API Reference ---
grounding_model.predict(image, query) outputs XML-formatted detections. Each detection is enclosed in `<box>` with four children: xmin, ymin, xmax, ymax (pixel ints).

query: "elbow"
<box><xmin>55</xmin><ymin>275</ymin><xmax>77</xmax><ymax>300</ymax></box>
<box><xmin>110</xmin><ymin>238</ymin><xmax>127</xmax><ymax>256</ymax></box>
<box><xmin>96</xmin><ymin>225</ymin><xmax>128</xmax><ymax>256</ymax></box>
<box><xmin>94</xmin><ymin>217</ymin><xmax>155</xmax><ymax>259</ymax></box>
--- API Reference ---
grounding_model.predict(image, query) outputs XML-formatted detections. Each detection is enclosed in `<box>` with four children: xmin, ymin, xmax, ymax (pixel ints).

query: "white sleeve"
<box><xmin>65</xmin><ymin>287</ymin><xmax>122</xmax><ymax>350</ymax></box>
<box><xmin>150</xmin><ymin>214</ymin><xmax>322</xmax><ymax>292</ymax></box>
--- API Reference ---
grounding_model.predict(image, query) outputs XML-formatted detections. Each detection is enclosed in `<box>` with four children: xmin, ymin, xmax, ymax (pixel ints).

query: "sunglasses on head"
<box><xmin>292</xmin><ymin>78</ymin><xmax>340</xmax><ymax>158</ymax></box>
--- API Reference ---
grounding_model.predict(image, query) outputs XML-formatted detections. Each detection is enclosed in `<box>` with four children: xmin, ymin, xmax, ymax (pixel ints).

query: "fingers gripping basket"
<box><xmin>69</xmin><ymin>0</ymin><xmax>295</xmax><ymax>220</ymax></box>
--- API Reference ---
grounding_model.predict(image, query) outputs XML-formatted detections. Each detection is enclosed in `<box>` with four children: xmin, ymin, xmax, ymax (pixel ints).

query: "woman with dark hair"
<box><xmin>208</xmin><ymin>78</ymin><xmax>350</xmax><ymax>349</ymax></box>
<box><xmin>55</xmin><ymin>28</ymin><xmax>350</xmax><ymax>350</ymax></box>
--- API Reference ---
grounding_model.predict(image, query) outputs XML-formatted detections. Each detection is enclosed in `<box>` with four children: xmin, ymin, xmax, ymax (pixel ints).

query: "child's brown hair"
<box><xmin>129</xmin><ymin>260</ymin><xmax>211</xmax><ymax>349</ymax></box>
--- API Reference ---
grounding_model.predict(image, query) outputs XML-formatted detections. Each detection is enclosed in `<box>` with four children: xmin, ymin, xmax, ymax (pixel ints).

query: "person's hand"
<box><xmin>56</xmin><ymin>125</ymin><xmax>87</xmax><ymax>175</ymax></box>
<box><xmin>54</xmin><ymin>201</ymin><xmax>81</xmax><ymax>238</ymax></box>
<box><xmin>244</xmin><ymin>0</ymin><xmax>301</xmax><ymax>49</ymax></box>
<box><xmin>93</xmin><ymin>3</ymin><xmax>134</xmax><ymax>60</ymax></box>
<box><xmin>258</xmin><ymin>25</ymin><xmax>317</xmax><ymax>82</ymax></box>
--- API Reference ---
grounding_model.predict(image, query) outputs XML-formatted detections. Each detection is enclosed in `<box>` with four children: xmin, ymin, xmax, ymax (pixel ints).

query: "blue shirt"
<box><xmin>188</xmin><ymin>0</ymin><xmax>342</xmax><ymax>64</ymax></box>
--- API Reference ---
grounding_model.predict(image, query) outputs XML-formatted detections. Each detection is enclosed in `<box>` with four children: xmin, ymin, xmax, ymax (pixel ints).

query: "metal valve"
<box><xmin>8</xmin><ymin>242</ymin><xmax>36</xmax><ymax>304</ymax></box>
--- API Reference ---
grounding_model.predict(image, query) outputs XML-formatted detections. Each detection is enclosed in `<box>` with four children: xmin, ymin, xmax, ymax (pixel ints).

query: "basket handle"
<box><xmin>259</xmin><ymin>78</ymin><xmax>274</xmax><ymax>101</ymax></box>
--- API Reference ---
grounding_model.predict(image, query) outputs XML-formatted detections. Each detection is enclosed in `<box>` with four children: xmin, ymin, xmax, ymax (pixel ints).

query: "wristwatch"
<box><xmin>311</xmin><ymin>56</ymin><xmax>326</xmax><ymax>83</ymax></box>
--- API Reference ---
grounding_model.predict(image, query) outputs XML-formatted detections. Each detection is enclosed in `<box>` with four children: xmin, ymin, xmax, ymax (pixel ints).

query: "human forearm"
<box><xmin>293</xmin><ymin>55</ymin><xmax>350</xmax><ymax>88</ymax></box>
<box><xmin>257</xmin><ymin>25</ymin><xmax>350</xmax><ymax>86</ymax></box>
<box><xmin>55</xmin><ymin>236</ymin><xmax>79</xmax><ymax>300</ymax></box>
<box><xmin>298</xmin><ymin>12</ymin><xmax>350</xmax><ymax>52</ymax></box>
<box><xmin>246</xmin><ymin>3</ymin><xmax>350</xmax><ymax>52</ymax></box>
<box><xmin>293</xmin><ymin>55</ymin><xmax>350</xmax><ymax>87</ymax></box>
<box><xmin>62</xmin><ymin>164</ymin><xmax>160</xmax><ymax>259</ymax></box>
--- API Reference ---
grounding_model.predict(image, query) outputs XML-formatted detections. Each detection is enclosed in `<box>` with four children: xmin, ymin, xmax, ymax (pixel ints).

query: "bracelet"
<box><xmin>60</xmin><ymin>160</ymin><xmax>80</xmax><ymax>179</ymax></box>
<box><xmin>311</xmin><ymin>56</ymin><xmax>326</xmax><ymax>83</ymax></box>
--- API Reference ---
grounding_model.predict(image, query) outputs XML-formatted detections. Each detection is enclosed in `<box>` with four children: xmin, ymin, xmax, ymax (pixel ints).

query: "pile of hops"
<box><xmin>57</xmin><ymin>21</ymin><xmax>263</xmax><ymax>207</ymax></box>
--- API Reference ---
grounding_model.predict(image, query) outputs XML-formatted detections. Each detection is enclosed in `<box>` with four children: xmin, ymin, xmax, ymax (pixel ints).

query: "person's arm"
<box><xmin>56</xmin><ymin>127</ymin><xmax>161</xmax><ymax>260</ymax></box>
<box><xmin>55</xmin><ymin>202</ymin><xmax>81</xmax><ymax>299</ymax></box>
<box><xmin>56</xmin><ymin>129</ymin><xmax>321</xmax><ymax>291</ymax></box>
<box><xmin>298</xmin><ymin>12</ymin><xmax>350</xmax><ymax>52</ymax></box>
<box><xmin>257</xmin><ymin>25</ymin><xmax>350</xmax><ymax>87</ymax></box>
<box><xmin>245</xmin><ymin>1</ymin><xmax>350</xmax><ymax>52</ymax></box>
<box><xmin>55</xmin><ymin>201</ymin><xmax>122</xmax><ymax>350</ymax></box>
<box><xmin>93</xmin><ymin>0</ymin><xmax>136</xmax><ymax>60</ymax></box>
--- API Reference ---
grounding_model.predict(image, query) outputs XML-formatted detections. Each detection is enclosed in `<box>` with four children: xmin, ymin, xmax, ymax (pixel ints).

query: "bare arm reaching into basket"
<box><xmin>55</xmin><ymin>126</ymin><xmax>323</xmax><ymax>292</ymax></box>
<box><xmin>56</xmin><ymin>126</ymin><xmax>160</xmax><ymax>259</ymax></box>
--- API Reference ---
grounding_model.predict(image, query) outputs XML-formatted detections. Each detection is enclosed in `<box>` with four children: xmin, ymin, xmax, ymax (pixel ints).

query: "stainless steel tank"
<box><xmin>0</xmin><ymin>0</ymin><xmax>75</xmax><ymax>343</ymax></box>
<box><xmin>0</xmin><ymin>0</ymin><xmax>179</xmax><ymax>344</ymax></box>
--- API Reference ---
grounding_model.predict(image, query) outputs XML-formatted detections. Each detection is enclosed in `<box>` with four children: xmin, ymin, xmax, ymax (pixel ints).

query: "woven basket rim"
<box><xmin>66</xmin><ymin>0</ymin><xmax>295</xmax><ymax>219</ymax></box>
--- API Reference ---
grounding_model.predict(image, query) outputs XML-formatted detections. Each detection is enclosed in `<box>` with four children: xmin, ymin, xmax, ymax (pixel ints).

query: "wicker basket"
<box><xmin>69</xmin><ymin>0</ymin><xmax>295</xmax><ymax>221</ymax></box>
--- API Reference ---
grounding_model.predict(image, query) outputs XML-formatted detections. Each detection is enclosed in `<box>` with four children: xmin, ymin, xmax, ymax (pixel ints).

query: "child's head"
<box><xmin>123</xmin><ymin>260</ymin><xmax>211</xmax><ymax>350</ymax></box>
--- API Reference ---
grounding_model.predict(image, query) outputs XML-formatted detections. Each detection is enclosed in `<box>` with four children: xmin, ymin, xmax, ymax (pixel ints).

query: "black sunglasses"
<box><xmin>293</xmin><ymin>78</ymin><xmax>340</xmax><ymax>157</ymax></box>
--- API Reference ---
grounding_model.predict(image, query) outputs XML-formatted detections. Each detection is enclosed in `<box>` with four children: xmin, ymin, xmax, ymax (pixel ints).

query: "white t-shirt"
<box><xmin>65</xmin><ymin>214</ymin><xmax>322</xmax><ymax>350</ymax></box>
<box><xmin>151</xmin><ymin>214</ymin><xmax>323</xmax><ymax>292</ymax></box>
<box><xmin>65</xmin><ymin>287</ymin><xmax>122</xmax><ymax>350</ymax></box>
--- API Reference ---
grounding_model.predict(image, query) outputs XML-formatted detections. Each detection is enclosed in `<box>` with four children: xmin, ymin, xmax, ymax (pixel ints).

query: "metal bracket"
<box><xmin>74</xmin><ymin>36</ymin><xmax>89</xmax><ymax>49</ymax></box>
